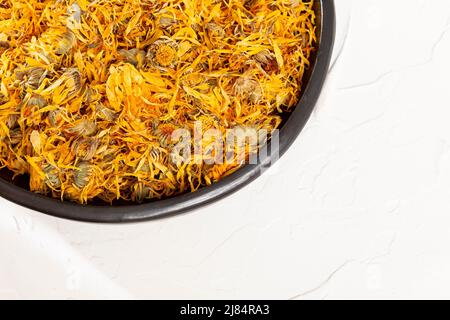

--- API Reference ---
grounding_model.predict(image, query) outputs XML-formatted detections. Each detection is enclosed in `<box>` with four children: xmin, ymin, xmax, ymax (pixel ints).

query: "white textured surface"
<box><xmin>3</xmin><ymin>0</ymin><xmax>450</xmax><ymax>299</ymax></box>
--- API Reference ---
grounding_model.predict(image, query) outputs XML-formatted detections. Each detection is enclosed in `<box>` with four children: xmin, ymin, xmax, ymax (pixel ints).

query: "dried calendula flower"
<box><xmin>155</xmin><ymin>123</ymin><xmax>178</xmax><ymax>147</ymax></box>
<box><xmin>73</xmin><ymin>161</ymin><xmax>93</xmax><ymax>189</ymax></box>
<box><xmin>182</xmin><ymin>73</ymin><xmax>205</xmax><ymax>87</ymax></box>
<box><xmin>30</xmin><ymin>130</ymin><xmax>42</xmax><ymax>154</ymax></box>
<box><xmin>233</xmin><ymin>77</ymin><xmax>263</xmax><ymax>104</ymax></box>
<box><xmin>16</xmin><ymin>67</ymin><xmax>47</xmax><ymax>90</ymax></box>
<box><xmin>73</xmin><ymin>137</ymin><xmax>99</xmax><ymax>161</ymax></box>
<box><xmin>39</xmin><ymin>27</ymin><xmax>77</xmax><ymax>55</ymax></box>
<box><xmin>253</xmin><ymin>49</ymin><xmax>279</xmax><ymax>73</ymax></box>
<box><xmin>0</xmin><ymin>0</ymin><xmax>316</xmax><ymax>204</ymax></box>
<box><xmin>56</xmin><ymin>30</ymin><xmax>76</xmax><ymax>55</ymax></box>
<box><xmin>157</xmin><ymin>11</ymin><xmax>177</xmax><ymax>29</ymax></box>
<box><xmin>118</xmin><ymin>48</ymin><xmax>146</xmax><ymax>68</ymax></box>
<box><xmin>0</xmin><ymin>33</ymin><xmax>9</xmax><ymax>49</ymax></box>
<box><xmin>9</xmin><ymin>128</ymin><xmax>22</xmax><ymax>145</ymax></box>
<box><xmin>131</xmin><ymin>182</ymin><xmax>151</xmax><ymax>203</ymax></box>
<box><xmin>67</xmin><ymin>2</ymin><xmax>82</xmax><ymax>30</ymax></box>
<box><xmin>27</xmin><ymin>94</ymin><xmax>48</xmax><ymax>108</ymax></box>
<box><xmin>6</xmin><ymin>112</ymin><xmax>19</xmax><ymax>129</ymax></box>
<box><xmin>67</xmin><ymin>118</ymin><xmax>97</xmax><ymax>137</ymax></box>
<box><xmin>61</xmin><ymin>68</ymin><xmax>82</xmax><ymax>96</ymax></box>
<box><xmin>48</xmin><ymin>109</ymin><xmax>65</xmax><ymax>127</ymax></box>
<box><xmin>95</xmin><ymin>103</ymin><xmax>117</xmax><ymax>121</ymax></box>
<box><xmin>42</xmin><ymin>68</ymin><xmax>82</xmax><ymax>103</ymax></box>
<box><xmin>146</xmin><ymin>38</ymin><xmax>179</xmax><ymax>68</ymax></box>
<box><xmin>205</xmin><ymin>23</ymin><xmax>225</xmax><ymax>38</ymax></box>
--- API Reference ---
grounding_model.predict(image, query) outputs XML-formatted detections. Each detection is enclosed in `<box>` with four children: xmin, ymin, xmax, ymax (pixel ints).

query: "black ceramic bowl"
<box><xmin>0</xmin><ymin>0</ymin><xmax>335</xmax><ymax>222</ymax></box>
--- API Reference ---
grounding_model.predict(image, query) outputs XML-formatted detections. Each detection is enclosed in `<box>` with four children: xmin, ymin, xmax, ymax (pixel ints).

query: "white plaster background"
<box><xmin>2</xmin><ymin>0</ymin><xmax>450</xmax><ymax>299</ymax></box>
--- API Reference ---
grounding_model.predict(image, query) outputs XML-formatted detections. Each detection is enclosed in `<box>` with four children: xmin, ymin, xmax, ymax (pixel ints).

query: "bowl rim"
<box><xmin>0</xmin><ymin>0</ymin><xmax>336</xmax><ymax>223</ymax></box>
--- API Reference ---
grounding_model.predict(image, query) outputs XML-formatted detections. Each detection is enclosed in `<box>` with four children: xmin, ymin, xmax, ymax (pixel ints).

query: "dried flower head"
<box><xmin>16</xmin><ymin>67</ymin><xmax>47</xmax><ymax>90</ymax></box>
<box><xmin>158</xmin><ymin>12</ymin><xmax>177</xmax><ymax>29</ymax></box>
<box><xmin>205</xmin><ymin>23</ymin><xmax>226</xmax><ymax>38</ymax></box>
<box><xmin>119</xmin><ymin>48</ymin><xmax>146</xmax><ymax>68</ymax></box>
<box><xmin>27</xmin><ymin>94</ymin><xmax>48</xmax><ymax>108</ymax></box>
<box><xmin>67</xmin><ymin>118</ymin><xmax>97</xmax><ymax>137</ymax></box>
<box><xmin>73</xmin><ymin>137</ymin><xmax>99</xmax><ymax>161</ymax></box>
<box><xmin>74</xmin><ymin>161</ymin><xmax>93</xmax><ymax>189</ymax></box>
<box><xmin>43</xmin><ymin>164</ymin><xmax>61</xmax><ymax>189</ymax></box>
<box><xmin>61</xmin><ymin>68</ymin><xmax>82</xmax><ymax>96</ymax></box>
<box><xmin>253</xmin><ymin>49</ymin><xmax>279</xmax><ymax>73</ymax></box>
<box><xmin>38</xmin><ymin>27</ymin><xmax>77</xmax><ymax>55</ymax></box>
<box><xmin>67</xmin><ymin>2</ymin><xmax>82</xmax><ymax>29</ymax></box>
<box><xmin>48</xmin><ymin>110</ymin><xmax>65</xmax><ymax>127</ymax></box>
<box><xmin>55</xmin><ymin>30</ymin><xmax>76</xmax><ymax>55</ymax></box>
<box><xmin>233</xmin><ymin>77</ymin><xmax>263</xmax><ymax>104</ymax></box>
<box><xmin>131</xmin><ymin>182</ymin><xmax>150</xmax><ymax>203</ymax></box>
